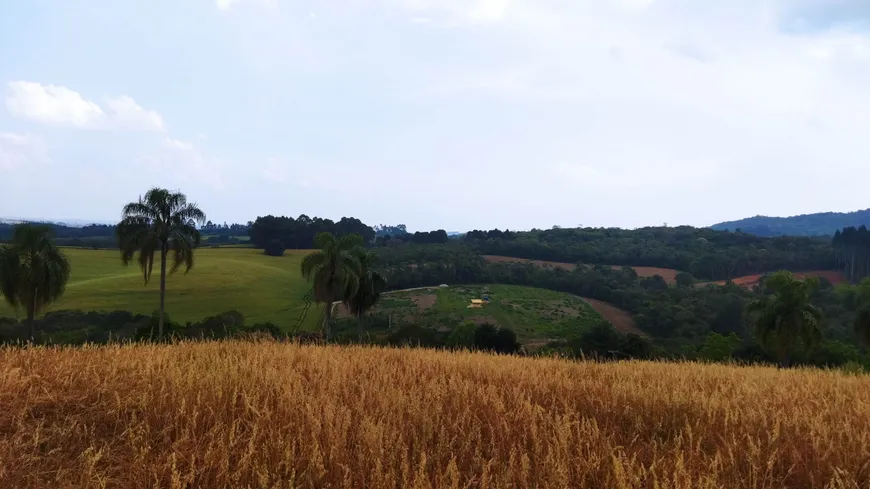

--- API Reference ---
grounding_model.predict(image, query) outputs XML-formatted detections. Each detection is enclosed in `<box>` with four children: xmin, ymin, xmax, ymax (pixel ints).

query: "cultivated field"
<box><xmin>0</xmin><ymin>248</ymin><xmax>321</xmax><ymax>329</ymax></box>
<box><xmin>2</xmin><ymin>341</ymin><xmax>869</xmax><ymax>488</ymax></box>
<box><xmin>704</xmin><ymin>271</ymin><xmax>847</xmax><ymax>288</ymax></box>
<box><xmin>483</xmin><ymin>255</ymin><xmax>681</xmax><ymax>284</ymax></box>
<box><xmin>581</xmin><ymin>297</ymin><xmax>642</xmax><ymax>336</ymax></box>
<box><xmin>339</xmin><ymin>284</ymin><xmax>605</xmax><ymax>342</ymax></box>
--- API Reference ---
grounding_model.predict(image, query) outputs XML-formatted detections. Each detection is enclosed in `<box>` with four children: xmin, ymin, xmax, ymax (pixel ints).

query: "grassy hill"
<box><xmin>711</xmin><ymin>209</ymin><xmax>870</xmax><ymax>237</ymax></box>
<box><xmin>3</xmin><ymin>341</ymin><xmax>869</xmax><ymax>488</ymax></box>
<box><xmin>0</xmin><ymin>247</ymin><xmax>321</xmax><ymax>329</ymax></box>
<box><xmin>337</xmin><ymin>284</ymin><xmax>607</xmax><ymax>344</ymax></box>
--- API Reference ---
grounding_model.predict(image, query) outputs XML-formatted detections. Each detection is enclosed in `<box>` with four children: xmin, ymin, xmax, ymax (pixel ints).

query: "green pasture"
<box><xmin>0</xmin><ymin>247</ymin><xmax>321</xmax><ymax>330</ymax></box>
<box><xmin>349</xmin><ymin>284</ymin><xmax>604</xmax><ymax>342</ymax></box>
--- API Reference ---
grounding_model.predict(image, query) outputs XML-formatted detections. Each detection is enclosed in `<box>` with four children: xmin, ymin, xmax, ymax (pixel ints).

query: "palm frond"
<box><xmin>313</xmin><ymin>232</ymin><xmax>337</xmax><ymax>250</ymax></box>
<box><xmin>300</xmin><ymin>252</ymin><xmax>327</xmax><ymax>280</ymax></box>
<box><xmin>0</xmin><ymin>245</ymin><xmax>21</xmax><ymax>310</ymax></box>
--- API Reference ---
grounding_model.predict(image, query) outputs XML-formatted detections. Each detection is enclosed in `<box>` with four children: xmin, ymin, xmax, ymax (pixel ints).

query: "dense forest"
<box><xmin>712</xmin><ymin>209</ymin><xmax>870</xmax><ymax>237</ymax></box>
<box><xmin>247</xmin><ymin>215</ymin><xmax>375</xmax><ymax>250</ymax></box>
<box><xmin>458</xmin><ymin>226</ymin><xmax>836</xmax><ymax>281</ymax></box>
<box><xmin>833</xmin><ymin>226</ymin><xmax>870</xmax><ymax>282</ymax></box>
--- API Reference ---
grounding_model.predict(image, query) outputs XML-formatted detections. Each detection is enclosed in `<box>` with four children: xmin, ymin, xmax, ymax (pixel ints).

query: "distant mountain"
<box><xmin>0</xmin><ymin>217</ymin><xmax>113</xmax><ymax>227</ymax></box>
<box><xmin>711</xmin><ymin>209</ymin><xmax>870</xmax><ymax>237</ymax></box>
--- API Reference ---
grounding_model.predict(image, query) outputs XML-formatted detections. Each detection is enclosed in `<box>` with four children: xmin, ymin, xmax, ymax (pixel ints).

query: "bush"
<box><xmin>264</xmin><ymin>239</ymin><xmax>285</xmax><ymax>257</ymax></box>
<box><xmin>387</xmin><ymin>325</ymin><xmax>445</xmax><ymax>348</ymax></box>
<box><xmin>473</xmin><ymin>324</ymin><xmax>520</xmax><ymax>354</ymax></box>
<box><xmin>698</xmin><ymin>332</ymin><xmax>742</xmax><ymax>362</ymax></box>
<box><xmin>675</xmin><ymin>272</ymin><xmax>696</xmax><ymax>288</ymax></box>
<box><xmin>447</xmin><ymin>320</ymin><xmax>476</xmax><ymax>349</ymax></box>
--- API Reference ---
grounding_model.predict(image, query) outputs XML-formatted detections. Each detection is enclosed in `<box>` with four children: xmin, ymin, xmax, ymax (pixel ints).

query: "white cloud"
<box><xmin>0</xmin><ymin>132</ymin><xmax>49</xmax><ymax>170</ymax></box>
<box><xmin>5</xmin><ymin>81</ymin><xmax>165</xmax><ymax>132</ymax></box>
<box><xmin>5</xmin><ymin>82</ymin><xmax>104</xmax><ymax>128</ymax></box>
<box><xmin>103</xmin><ymin>95</ymin><xmax>166</xmax><ymax>132</ymax></box>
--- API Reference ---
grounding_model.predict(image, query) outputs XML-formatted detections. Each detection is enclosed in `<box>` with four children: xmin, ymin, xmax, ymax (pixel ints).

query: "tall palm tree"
<box><xmin>343</xmin><ymin>248</ymin><xmax>387</xmax><ymax>340</ymax></box>
<box><xmin>0</xmin><ymin>224</ymin><xmax>71</xmax><ymax>341</ymax></box>
<box><xmin>852</xmin><ymin>278</ymin><xmax>870</xmax><ymax>347</ymax></box>
<box><xmin>746</xmin><ymin>271</ymin><xmax>823</xmax><ymax>368</ymax></box>
<box><xmin>116</xmin><ymin>188</ymin><xmax>206</xmax><ymax>339</ymax></box>
<box><xmin>300</xmin><ymin>232</ymin><xmax>363</xmax><ymax>339</ymax></box>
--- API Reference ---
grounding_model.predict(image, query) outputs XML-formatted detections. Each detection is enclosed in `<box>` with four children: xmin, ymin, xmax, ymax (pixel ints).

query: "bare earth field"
<box><xmin>483</xmin><ymin>255</ymin><xmax>681</xmax><ymax>284</ymax></box>
<box><xmin>581</xmin><ymin>297</ymin><xmax>644</xmax><ymax>336</ymax></box>
<box><xmin>2</xmin><ymin>341</ymin><xmax>870</xmax><ymax>488</ymax></box>
<box><xmin>703</xmin><ymin>271</ymin><xmax>847</xmax><ymax>288</ymax></box>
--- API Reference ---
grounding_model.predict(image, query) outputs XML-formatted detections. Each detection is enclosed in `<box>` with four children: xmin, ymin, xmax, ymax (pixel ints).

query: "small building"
<box><xmin>468</xmin><ymin>298</ymin><xmax>484</xmax><ymax>309</ymax></box>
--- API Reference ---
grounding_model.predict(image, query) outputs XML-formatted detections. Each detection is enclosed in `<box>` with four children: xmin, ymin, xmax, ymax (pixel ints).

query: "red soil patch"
<box><xmin>483</xmin><ymin>256</ymin><xmax>680</xmax><ymax>284</ymax></box>
<box><xmin>410</xmin><ymin>294</ymin><xmax>437</xmax><ymax>311</ymax></box>
<box><xmin>483</xmin><ymin>255</ymin><xmax>576</xmax><ymax>271</ymax></box>
<box><xmin>705</xmin><ymin>270</ymin><xmax>847</xmax><ymax>288</ymax></box>
<box><xmin>610</xmin><ymin>266</ymin><xmax>679</xmax><ymax>284</ymax></box>
<box><xmin>581</xmin><ymin>298</ymin><xmax>645</xmax><ymax>337</ymax></box>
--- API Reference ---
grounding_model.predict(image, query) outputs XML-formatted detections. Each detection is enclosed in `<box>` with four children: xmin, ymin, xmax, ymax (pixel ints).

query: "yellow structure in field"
<box><xmin>468</xmin><ymin>299</ymin><xmax>484</xmax><ymax>309</ymax></box>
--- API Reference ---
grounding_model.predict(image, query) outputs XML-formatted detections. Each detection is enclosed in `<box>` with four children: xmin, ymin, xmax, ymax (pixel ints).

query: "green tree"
<box><xmin>698</xmin><ymin>332</ymin><xmax>742</xmax><ymax>362</ymax></box>
<box><xmin>447</xmin><ymin>320</ymin><xmax>477</xmax><ymax>349</ymax></box>
<box><xmin>116</xmin><ymin>188</ymin><xmax>206</xmax><ymax>339</ymax></box>
<box><xmin>675</xmin><ymin>272</ymin><xmax>696</xmax><ymax>288</ymax></box>
<box><xmin>746</xmin><ymin>271</ymin><xmax>823</xmax><ymax>368</ymax></box>
<box><xmin>342</xmin><ymin>248</ymin><xmax>387</xmax><ymax>340</ymax></box>
<box><xmin>301</xmin><ymin>232</ymin><xmax>363</xmax><ymax>340</ymax></box>
<box><xmin>852</xmin><ymin>278</ymin><xmax>870</xmax><ymax>347</ymax></box>
<box><xmin>0</xmin><ymin>224</ymin><xmax>71</xmax><ymax>341</ymax></box>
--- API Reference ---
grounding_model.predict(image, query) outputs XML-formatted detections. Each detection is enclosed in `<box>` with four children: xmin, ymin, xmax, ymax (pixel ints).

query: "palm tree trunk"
<box><xmin>323</xmin><ymin>294</ymin><xmax>333</xmax><ymax>340</ymax></box>
<box><xmin>27</xmin><ymin>288</ymin><xmax>37</xmax><ymax>342</ymax></box>
<box><xmin>159</xmin><ymin>245</ymin><xmax>168</xmax><ymax>339</ymax></box>
<box><xmin>781</xmin><ymin>349</ymin><xmax>791</xmax><ymax>369</ymax></box>
<box><xmin>357</xmin><ymin>312</ymin><xmax>365</xmax><ymax>342</ymax></box>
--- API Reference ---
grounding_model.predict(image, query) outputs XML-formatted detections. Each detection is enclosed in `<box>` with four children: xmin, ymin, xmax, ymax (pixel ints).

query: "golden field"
<box><xmin>1</xmin><ymin>341</ymin><xmax>869</xmax><ymax>488</ymax></box>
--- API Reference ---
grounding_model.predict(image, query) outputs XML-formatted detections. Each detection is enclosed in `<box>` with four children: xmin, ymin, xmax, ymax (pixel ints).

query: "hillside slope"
<box><xmin>339</xmin><ymin>284</ymin><xmax>611</xmax><ymax>342</ymax></box>
<box><xmin>0</xmin><ymin>247</ymin><xmax>321</xmax><ymax>329</ymax></box>
<box><xmin>711</xmin><ymin>209</ymin><xmax>870</xmax><ymax>237</ymax></box>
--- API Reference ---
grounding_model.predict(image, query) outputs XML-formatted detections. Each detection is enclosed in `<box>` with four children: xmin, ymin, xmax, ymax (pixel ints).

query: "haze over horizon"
<box><xmin>2</xmin><ymin>0</ymin><xmax>870</xmax><ymax>231</ymax></box>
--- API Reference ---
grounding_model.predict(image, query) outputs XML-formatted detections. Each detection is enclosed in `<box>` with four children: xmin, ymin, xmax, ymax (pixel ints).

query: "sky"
<box><xmin>1</xmin><ymin>0</ymin><xmax>870</xmax><ymax>232</ymax></box>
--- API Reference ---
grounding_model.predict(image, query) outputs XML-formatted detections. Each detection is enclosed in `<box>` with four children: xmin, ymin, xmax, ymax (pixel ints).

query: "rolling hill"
<box><xmin>711</xmin><ymin>209</ymin><xmax>870</xmax><ymax>237</ymax></box>
<box><xmin>0</xmin><ymin>247</ymin><xmax>322</xmax><ymax>330</ymax></box>
<box><xmin>335</xmin><ymin>284</ymin><xmax>634</xmax><ymax>345</ymax></box>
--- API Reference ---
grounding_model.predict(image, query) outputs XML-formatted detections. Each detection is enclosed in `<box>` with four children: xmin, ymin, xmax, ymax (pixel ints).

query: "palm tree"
<box><xmin>300</xmin><ymin>232</ymin><xmax>363</xmax><ymax>339</ymax></box>
<box><xmin>853</xmin><ymin>278</ymin><xmax>870</xmax><ymax>347</ymax></box>
<box><xmin>343</xmin><ymin>248</ymin><xmax>387</xmax><ymax>340</ymax></box>
<box><xmin>0</xmin><ymin>224</ymin><xmax>71</xmax><ymax>341</ymax></box>
<box><xmin>746</xmin><ymin>271</ymin><xmax>823</xmax><ymax>368</ymax></box>
<box><xmin>116</xmin><ymin>188</ymin><xmax>206</xmax><ymax>339</ymax></box>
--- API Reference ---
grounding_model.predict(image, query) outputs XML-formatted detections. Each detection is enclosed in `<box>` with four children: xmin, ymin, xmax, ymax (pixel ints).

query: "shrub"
<box><xmin>264</xmin><ymin>239</ymin><xmax>285</xmax><ymax>257</ymax></box>
<box><xmin>473</xmin><ymin>324</ymin><xmax>520</xmax><ymax>354</ymax></box>
<box><xmin>447</xmin><ymin>320</ymin><xmax>476</xmax><ymax>349</ymax></box>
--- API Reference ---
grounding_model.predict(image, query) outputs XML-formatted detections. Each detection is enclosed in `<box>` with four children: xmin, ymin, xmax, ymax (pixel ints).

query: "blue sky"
<box><xmin>1</xmin><ymin>0</ymin><xmax>870</xmax><ymax>231</ymax></box>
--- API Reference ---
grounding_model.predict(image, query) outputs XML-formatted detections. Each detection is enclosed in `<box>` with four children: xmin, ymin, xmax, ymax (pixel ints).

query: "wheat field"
<box><xmin>2</xmin><ymin>341</ymin><xmax>869</xmax><ymax>488</ymax></box>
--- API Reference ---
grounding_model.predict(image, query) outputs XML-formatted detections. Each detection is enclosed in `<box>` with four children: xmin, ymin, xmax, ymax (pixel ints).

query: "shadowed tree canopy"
<box><xmin>116</xmin><ymin>188</ymin><xmax>206</xmax><ymax>339</ymax></box>
<box><xmin>747</xmin><ymin>271</ymin><xmax>823</xmax><ymax>368</ymax></box>
<box><xmin>0</xmin><ymin>224</ymin><xmax>71</xmax><ymax>340</ymax></box>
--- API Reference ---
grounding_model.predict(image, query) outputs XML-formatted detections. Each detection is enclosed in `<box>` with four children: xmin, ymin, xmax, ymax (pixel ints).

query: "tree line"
<box><xmin>248</xmin><ymin>215</ymin><xmax>375</xmax><ymax>251</ymax></box>
<box><xmin>458</xmin><ymin>226</ymin><xmax>837</xmax><ymax>281</ymax></box>
<box><xmin>833</xmin><ymin>226</ymin><xmax>870</xmax><ymax>283</ymax></box>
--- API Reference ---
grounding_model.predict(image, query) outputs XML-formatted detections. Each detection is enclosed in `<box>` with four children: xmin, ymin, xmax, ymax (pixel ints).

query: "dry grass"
<box><xmin>2</xmin><ymin>341</ymin><xmax>870</xmax><ymax>488</ymax></box>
